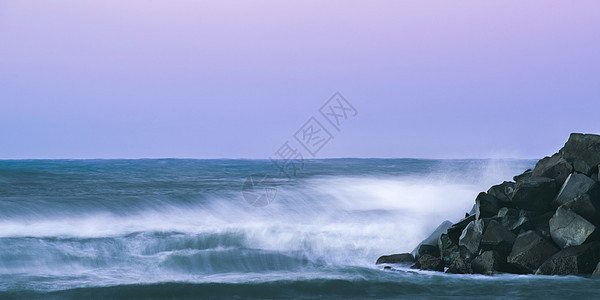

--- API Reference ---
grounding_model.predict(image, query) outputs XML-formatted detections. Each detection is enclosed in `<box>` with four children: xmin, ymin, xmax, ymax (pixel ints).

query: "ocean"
<box><xmin>1</xmin><ymin>158</ymin><xmax>599</xmax><ymax>299</ymax></box>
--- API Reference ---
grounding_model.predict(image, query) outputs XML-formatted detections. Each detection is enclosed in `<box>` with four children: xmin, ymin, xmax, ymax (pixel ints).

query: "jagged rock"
<box><xmin>513</xmin><ymin>169</ymin><xmax>533</xmax><ymax>182</ymax></box>
<box><xmin>412</xmin><ymin>220</ymin><xmax>452</xmax><ymax>258</ymax></box>
<box><xmin>416</xmin><ymin>244</ymin><xmax>440</xmax><ymax>259</ymax></box>
<box><xmin>553</xmin><ymin>173</ymin><xmax>598</xmax><ymax>207</ymax></box>
<box><xmin>532</xmin><ymin>153</ymin><xmax>573</xmax><ymax>187</ymax></box>
<box><xmin>593</xmin><ymin>262</ymin><xmax>600</xmax><ymax>276</ymax></box>
<box><xmin>446</xmin><ymin>215</ymin><xmax>476</xmax><ymax>244</ymax></box>
<box><xmin>471</xmin><ymin>250</ymin><xmax>507</xmax><ymax>274</ymax></box>
<box><xmin>376</xmin><ymin>253</ymin><xmax>415</xmax><ymax>264</ymax></box>
<box><xmin>511</xmin><ymin>177</ymin><xmax>556</xmax><ymax>212</ymax></box>
<box><xmin>445</xmin><ymin>257</ymin><xmax>473</xmax><ymax>274</ymax></box>
<box><xmin>573</xmin><ymin>159</ymin><xmax>592</xmax><ymax>175</ymax></box>
<box><xmin>468</xmin><ymin>203</ymin><xmax>477</xmax><ymax>216</ymax></box>
<box><xmin>487</xmin><ymin>181</ymin><xmax>515</xmax><ymax>207</ymax></box>
<box><xmin>496</xmin><ymin>208</ymin><xmax>529</xmax><ymax>233</ymax></box>
<box><xmin>536</xmin><ymin>243</ymin><xmax>600</xmax><ymax>275</ymax></box>
<box><xmin>439</xmin><ymin>233</ymin><xmax>459</xmax><ymax>267</ymax></box>
<box><xmin>411</xmin><ymin>254</ymin><xmax>443</xmax><ymax>271</ymax></box>
<box><xmin>529</xmin><ymin>211</ymin><xmax>554</xmax><ymax>239</ymax></box>
<box><xmin>563</xmin><ymin>194</ymin><xmax>598</xmax><ymax>224</ymax></box>
<box><xmin>507</xmin><ymin>230</ymin><xmax>559</xmax><ymax>273</ymax></box>
<box><xmin>592</xmin><ymin>165</ymin><xmax>599</xmax><ymax>183</ymax></box>
<box><xmin>439</xmin><ymin>237</ymin><xmax>460</xmax><ymax>268</ymax></box>
<box><xmin>560</xmin><ymin>133</ymin><xmax>600</xmax><ymax>168</ymax></box>
<box><xmin>480</xmin><ymin>220</ymin><xmax>516</xmax><ymax>252</ymax></box>
<box><xmin>458</xmin><ymin>219</ymin><xmax>485</xmax><ymax>259</ymax></box>
<box><xmin>549</xmin><ymin>206</ymin><xmax>596</xmax><ymax>248</ymax></box>
<box><xmin>475</xmin><ymin>192</ymin><xmax>501</xmax><ymax>219</ymax></box>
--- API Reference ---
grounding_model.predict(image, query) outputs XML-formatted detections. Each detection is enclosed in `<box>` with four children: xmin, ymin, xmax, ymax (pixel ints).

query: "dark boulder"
<box><xmin>573</xmin><ymin>159</ymin><xmax>592</xmax><ymax>175</ymax></box>
<box><xmin>563</xmin><ymin>194</ymin><xmax>598</xmax><ymax>224</ymax></box>
<box><xmin>591</xmin><ymin>165</ymin><xmax>599</xmax><ymax>183</ymax></box>
<box><xmin>549</xmin><ymin>206</ymin><xmax>597</xmax><ymax>248</ymax></box>
<box><xmin>511</xmin><ymin>177</ymin><xmax>556</xmax><ymax>212</ymax></box>
<box><xmin>471</xmin><ymin>250</ymin><xmax>507</xmax><ymax>275</ymax></box>
<box><xmin>475</xmin><ymin>192</ymin><xmax>501</xmax><ymax>219</ymax></box>
<box><xmin>553</xmin><ymin>173</ymin><xmax>598</xmax><ymax>207</ymax></box>
<box><xmin>416</xmin><ymin>244</ymin><xmax>440</xmax><ymax>259</ymax></box>
<box><xmin>411</xmin><ymin>254</ymin><xmax>443</xmax><ymax>271</ymax></box>
<box><xmin>446</xmin><ymin>215</ymin><xmax>476</xmax><ymax>244</ymax></box>
<box><xmin>458</xmin><ymin>219</ymin><xmax>485</xmax><ymax>259</ymax></box>
<box><xmin>559</xmin><ymin>133</ymin><xmax>600</xmax><ymax>169</ymax></box>
<box><xmin>487</xmin><ymin>181</ymin><xmax>515</xmax><ymax>207</ymax></box>
<box><xmin>412</xmin><ymin>220</ymin><xmax>452</xmax><ymax>258</ymax></box>
<box><xmin>439</xmin><ymin>233</ymin><xmax>459</xmax><ymax>267</ymax></box>
<box><xmin>507</xmin><ymin>230</ymin><xmax>559</xmax><ymax>273</ymax></box>
<box><xmin>376</xmin><ymin>253</ymin><xmax>415</xmax><ymax>264</ymax></box>
<box><xmin>593</xmin><ymin>262</ymin><xmax>600</xmax><ymax>276</ymax></box>
<box><xmin>532</xmin><ymin>153</ymin><xmax>573</xmax><ymax>187</ymax></box>
<box><xmin>536</xmin><ymin>242</ymin><xmax>600</xmax><ymax>275</ymax></box>
<box><xmin>446</xmin><ymin>257</ymin><xmax>473</xmax><ymax>274</ymax></box>
<box><xmin>496</xmin><ymin>207</ymin><xmax>529</xmax><ymax>233</ymax></box>
<box><xmin>513</xmin><ymin>169</ymin><xmax>533</xmax><ymax>182</ymax></box>
<box><xmin>480</xmin><ymin>220</ymin><xmax>516</xmax><ymax>252</ymax></box>
<box><xmin>529</xmin><ymin>211</ymin><xmax>554</xmax><ymax>239</ymax></box>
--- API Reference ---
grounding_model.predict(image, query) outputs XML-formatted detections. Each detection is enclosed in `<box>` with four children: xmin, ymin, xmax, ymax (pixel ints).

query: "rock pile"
<box><xmin>377</xmin><ymin>133</ymin><xmax>600</xmax><ymax>276</ymax></box>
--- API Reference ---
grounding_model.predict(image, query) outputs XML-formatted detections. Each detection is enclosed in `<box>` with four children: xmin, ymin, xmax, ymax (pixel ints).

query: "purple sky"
<box><xmin>1</xmin><ymin>1</ymin><xmax>599</xmax><ymax>159</ymax></box>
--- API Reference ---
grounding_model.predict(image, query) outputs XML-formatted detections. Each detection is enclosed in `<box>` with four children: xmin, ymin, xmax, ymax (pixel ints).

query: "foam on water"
<box><xmin>8</xmin><ymin>158</ymin><xmax>587</xmax><ymax>298</ymax></box>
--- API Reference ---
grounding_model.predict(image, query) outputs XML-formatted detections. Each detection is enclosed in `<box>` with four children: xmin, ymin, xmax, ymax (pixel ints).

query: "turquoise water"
<box><xmin>2</xmin><ymin>158</ymin><xmax>599</xmax><ymax>299</ymax></box>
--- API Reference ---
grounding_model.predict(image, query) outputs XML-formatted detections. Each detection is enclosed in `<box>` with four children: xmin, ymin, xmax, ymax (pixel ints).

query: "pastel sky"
<box><xmin>1</xmin><ymin>1</ymin><xmax>599</xmax><ymax>159</ymax></box>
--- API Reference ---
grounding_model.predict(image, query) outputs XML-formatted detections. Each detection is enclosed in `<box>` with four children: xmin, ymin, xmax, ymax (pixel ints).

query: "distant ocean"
<box><xmin>2</xmin><ymin>159</ymin><xmax>600</xmax><ymax>299</ymax></box>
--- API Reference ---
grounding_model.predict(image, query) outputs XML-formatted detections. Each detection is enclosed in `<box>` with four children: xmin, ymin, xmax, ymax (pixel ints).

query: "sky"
<box><xmin>0</xmin><ymin>0</ymin><xmax>599</xmax><ymax>159</ymax></box>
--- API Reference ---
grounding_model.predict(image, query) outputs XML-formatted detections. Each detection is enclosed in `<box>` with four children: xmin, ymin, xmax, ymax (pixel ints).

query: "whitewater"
<box><xmin>1</xmin><ymin>159</ymin><xmax>599</xmax><ymax>299</ymax></box>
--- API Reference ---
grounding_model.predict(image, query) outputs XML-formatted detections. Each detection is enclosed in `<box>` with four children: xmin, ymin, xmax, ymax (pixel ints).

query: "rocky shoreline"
<box><xmin>377</xmin><ymin>133</ymin><xmax>600</xmax><ymax>276</ymax></box>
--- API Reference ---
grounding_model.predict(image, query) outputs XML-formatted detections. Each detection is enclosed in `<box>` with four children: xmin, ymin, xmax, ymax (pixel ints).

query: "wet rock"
<box><xmin>563</xmin><ymin>194</ymin><xmax>598</xmax><ymax>224</ymax></box>
<box><xmin>573</xmin><ymin>159</ymin><xmax>592</xmax><ymax>175</ymax></box>
<box><xmin>536</xmin><ymin>242</ymin><xmax>600</xmax><ymax>275</ymax></box>
<box><xmin>507</xmin><ymin>230</ymin><xmax>559</xmax><ymax>273</ymax></box>
<box><xmin>560</xmin><ymin>133</ymin><xmax>600</xmax><ymax>169</ymax></box>
<box><xmin>496</xmin><ymin>208</ymin><xmax>529</xmax><ymax>233</ymax></box>
<box><xmin>513</xmin><ymin>169</ymin><xmax>533</xmax><ymax>182</ymax></box>
<box><xmin>445</xmin><ymin>257</ymin><xmax>472</xmax><ymax>274</ymax></box>
<box><xmin>532</xmin><ymin>153</ymin><xmax>573</xmax><ymax>187</ymax></box>
<box><xmin>458</xmin><ymin>219</ymin><xmax>485</xmax><ymax>259</ymax></box>
<box><xmin>471</xmin><ymin>250</ymin><xmax>507</xmax><ymax>275</ymax></box>
<box><xmin>529</xmin><ymin>211</ymin><xmax>554</xmax><ymax>239</ymax></box>
<box><xmin>376</xmin><ymin>253</ymin><xmax>415</xmax><ymax>264</ymax></box>
<box><xmin>487</xmin><ymin>181</ymin><xmax>515</xmax><ymax>207</ymax></box>
<box><xmin>475</xmin><ymin>192</ymin><xmax>501</xmax><ymax>219</ymax></box>
<box><xmin>553</xmin><ymin>173</ymin><xmax>598</xmax><ymax>207</ymax></box>
<box><xmin>416</xmin><ymin>244</ymin><xmax>440</xmax><ymax>259</ymax></box>
<box><xmin>593</xmin><ymin>262</ymin><xmax>600</xmax><ymax>276</ymax></box>
<box><xmin>592</xmin><ymin>165</ymin><xmax>599</xmax><ymax>183</ymax></box>
<box><xmin>511</xmin><ymin>177</ymin><xmax>556</xmax><ymax>212</ymax></box>
<box><xmin>439</xmin><ymin>233</ymin><xmax>459</xmax><ymax>267</ymax></box>
<box><xmin>480</xmin><ymin>220</ymin><xmax>516</xmax><ymax>252</ymax></box>
<box><xmin>412</xmin><ymin>220</ymin><xmax>452</xmax><ymax>258</ymax></box>
<box><xmin>446</xmin><ymin>215</ymin><xmax>476</xmax><ymax>244</ymax></box>
<box><xmin>549</xmin><ymin>206</ymin><xmax>596</xmax><ymax>248</ymax></box>
<box><xmin>411</xmin><ymin>254</ymin><xmax>443</xmax><ymax>271</ymax></box>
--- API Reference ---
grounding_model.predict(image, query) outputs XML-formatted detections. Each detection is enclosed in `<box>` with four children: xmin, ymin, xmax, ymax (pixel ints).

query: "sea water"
<box><xmin>1</xmin><ymin>159</ymin><xmax>599</xmax><ymax>299</ymax></box>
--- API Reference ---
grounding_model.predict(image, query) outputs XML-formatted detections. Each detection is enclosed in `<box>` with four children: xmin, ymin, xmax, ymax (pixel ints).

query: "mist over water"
<box><xmin>4</xmin><ymin>158</ymin><xmax>599</xmax><ymax>298</ymax></box>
